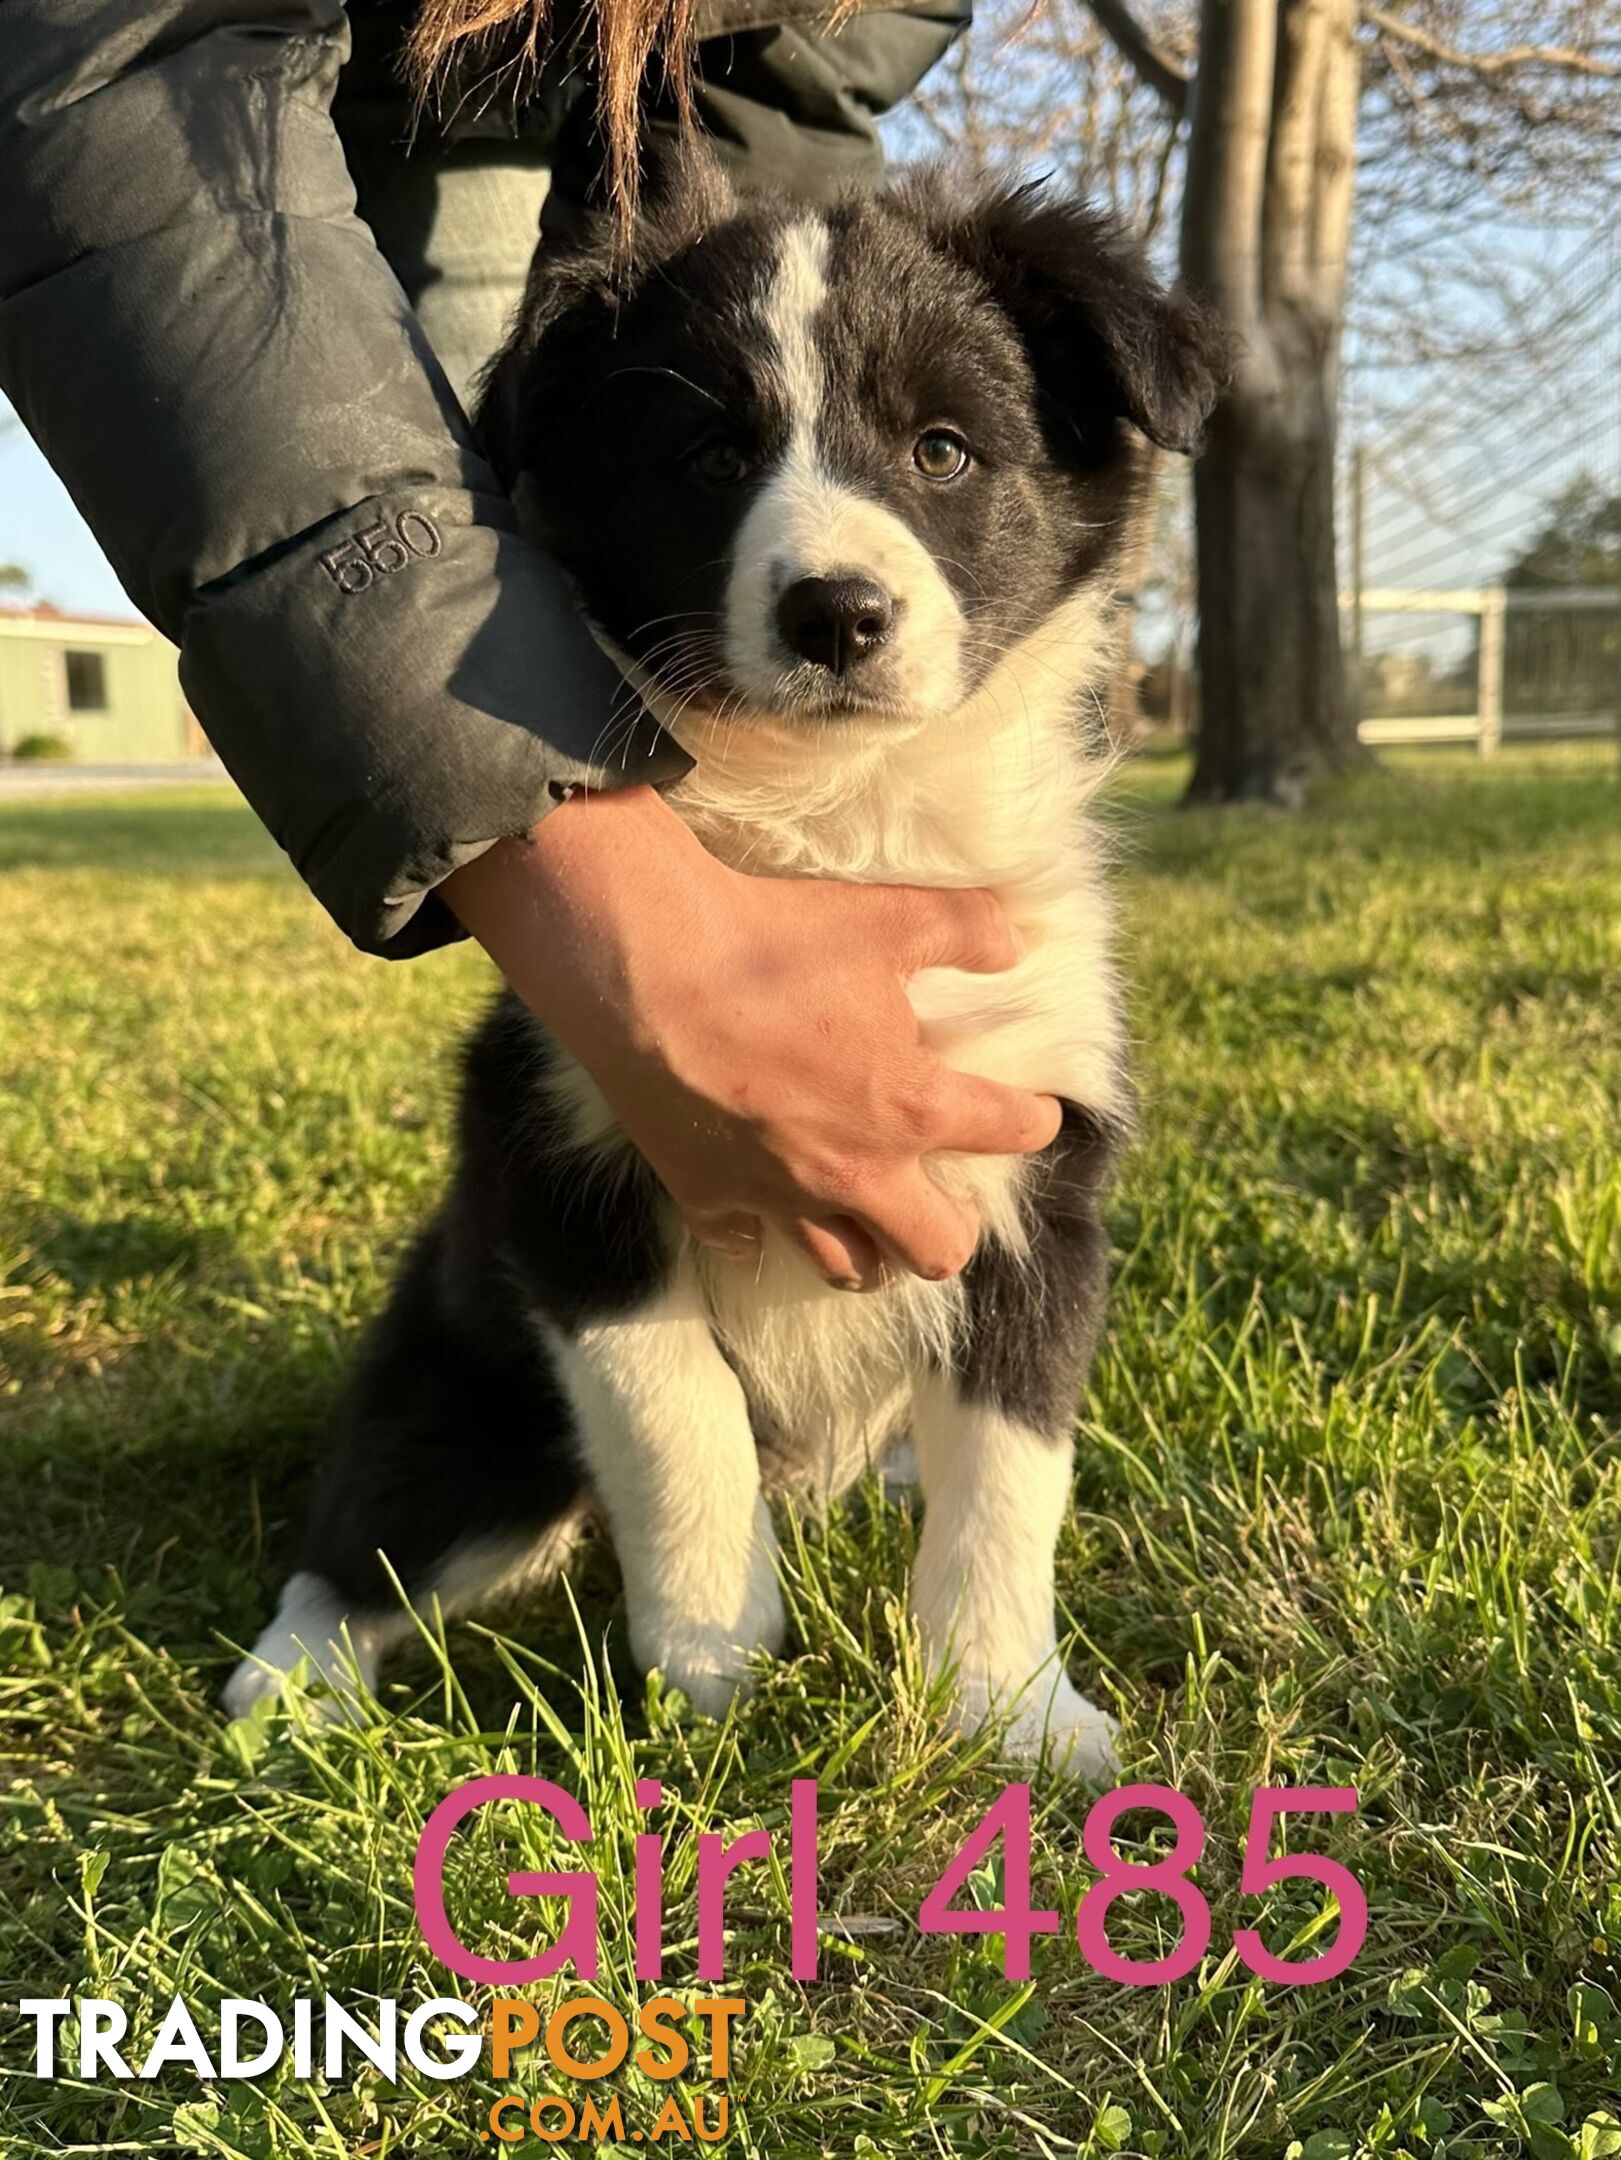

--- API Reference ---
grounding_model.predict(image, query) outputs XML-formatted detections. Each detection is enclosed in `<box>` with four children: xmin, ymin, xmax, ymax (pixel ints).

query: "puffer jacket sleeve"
<box><xmin>0</xmin><ymin>0</ymin><xmax>691</xmax><ymax>955</ymax></box>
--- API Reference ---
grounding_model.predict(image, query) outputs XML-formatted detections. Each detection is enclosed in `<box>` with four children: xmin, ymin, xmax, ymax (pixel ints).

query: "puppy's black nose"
<box><xmin>776</xmin><ymin>575</ymin><xmax>895</xmax><ymax>676</ymax></box>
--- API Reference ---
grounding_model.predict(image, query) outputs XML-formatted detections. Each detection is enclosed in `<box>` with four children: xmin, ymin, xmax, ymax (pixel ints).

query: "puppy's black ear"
<box><xmin>475</xmin><ymin>246</ymin><xmax>615</xmax><ymax>489</ymax></box>
<box><xmin>914</xmin><ymin>177</ymin><xmax>1233</xmax><ymax>456</ymax></box>
<box><xmin>475</xmin><ymin>146</ymin><xmax>736</xmax><ymax>488</ymax></box>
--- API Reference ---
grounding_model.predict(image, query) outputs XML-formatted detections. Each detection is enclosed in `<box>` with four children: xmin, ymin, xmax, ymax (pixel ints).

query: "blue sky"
<box><xmin>1</xmin><ymin>403</ymin><xmax>133</xmax><ymax>617</ymax></box>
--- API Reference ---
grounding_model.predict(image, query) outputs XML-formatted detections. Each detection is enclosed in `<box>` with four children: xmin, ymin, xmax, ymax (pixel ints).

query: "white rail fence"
<box><xmin>1347</xmin><ymin>586</ymin><xmax>1620</xmax><ymax>754</ymax></box>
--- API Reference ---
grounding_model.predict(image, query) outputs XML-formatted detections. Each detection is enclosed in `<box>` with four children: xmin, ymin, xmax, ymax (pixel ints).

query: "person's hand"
<box><xmin>444</xmin><ymin>786</ymin><xmax>1061</xmax><ymax>1289</ymax></box>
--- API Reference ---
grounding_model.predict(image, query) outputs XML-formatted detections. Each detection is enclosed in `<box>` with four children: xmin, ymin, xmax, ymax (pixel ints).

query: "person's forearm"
<box><xmin>0</xmin><ymin>0</ymin><xmax>690</xmax><ymax>954</ymax></box>
<box><xmin>444</xmin><ymin>787</ymin><xmax>707</xmax><ymax>1050</ymax></box>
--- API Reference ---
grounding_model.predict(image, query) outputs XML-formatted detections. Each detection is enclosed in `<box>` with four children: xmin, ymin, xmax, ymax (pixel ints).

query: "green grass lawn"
<box><xmin>2</xmin><ymin>745</ymin><xmax>1619</xmax><ymax>2158</ymax></box>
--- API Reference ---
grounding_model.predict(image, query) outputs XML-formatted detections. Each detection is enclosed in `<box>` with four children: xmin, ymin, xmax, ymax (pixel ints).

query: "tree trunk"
<box><xmin>1104</xmin><ymin>443</ymin><xmax>1162</xmax><ymax>748</ymax></box>
<box><xmin>1187</xmin><ymin>351</ymin><xmax>1351</xmax><ymax>801</ymax></box>
<box><xmin>1179</xmin><ymin>0</ymin><xmax>1363</xmax><ymax>803</ymax></box>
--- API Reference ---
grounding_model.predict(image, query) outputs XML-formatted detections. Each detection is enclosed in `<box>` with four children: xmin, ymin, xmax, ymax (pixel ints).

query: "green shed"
<box><xmin>0</xmin><ymin>604</ymin><xmax>200</xmax><ymax>762</ymax></box>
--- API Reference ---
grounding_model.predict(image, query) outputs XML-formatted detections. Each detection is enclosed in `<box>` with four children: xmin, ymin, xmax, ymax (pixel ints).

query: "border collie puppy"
<box><xmin>226</xmin><ymin>165</ymin><xmax>1227</xmax><ymax>1775</ymax></box>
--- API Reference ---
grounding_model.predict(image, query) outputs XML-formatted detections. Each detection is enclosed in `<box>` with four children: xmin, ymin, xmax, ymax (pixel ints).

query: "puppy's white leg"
<box><xmin>223</xmin><ymin>1573</ymin><xmax>410</xmax><ymax>1722</ymax></box>
<box><xmin>548</xmin><ymin>1271</ymin><xmax>784</xmax><ymax>1715</ymax></box>
<box><xmin>223</xmin><ymin>1514</ymin><xmax>587</xmax><ymax>1723</ymax></box>
<box><xmin>910</xmin><ymin>1371</ymin><xmax>1118</xmax><ymax>1780</ymax></box>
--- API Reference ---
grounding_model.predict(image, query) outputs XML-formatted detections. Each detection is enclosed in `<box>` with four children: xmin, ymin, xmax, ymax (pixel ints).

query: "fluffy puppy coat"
<box><xmin>226</xmin><ymin>165</ymin><xmax>1228</xmax><ymax>1774</ymax></box>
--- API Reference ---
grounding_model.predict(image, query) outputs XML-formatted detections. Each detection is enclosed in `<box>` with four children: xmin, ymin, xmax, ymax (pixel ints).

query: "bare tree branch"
<box><xmin>1181</xmin><ymin>0</ymin><xmax>1278</xmax><ymax>337</ymax></box>
<box><xmin>1086</xmin><ymin>0</ymin><xmax>1192</xmax><ymax>112</ymax></box>
<box><xmin>1266</xmin><ymin>0</ymin><xmax>1339</xmax><ymax>307</ymax></box>
<box><xmin>1362</xmin><ymin>4</ymin><xmax>1621</xmax><ymax>80</ymax></box>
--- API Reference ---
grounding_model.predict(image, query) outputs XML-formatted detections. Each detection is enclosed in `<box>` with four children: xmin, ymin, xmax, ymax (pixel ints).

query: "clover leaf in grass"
<box><xmin>1521</xmin><ymin>2083</ymin><xmax>1569</xmax><ymax>2124</ymax></box>
<box><xmin>1093</xmin><ymin>2102</ymin><xmax>1132</xmax><ymax>2152</ymax></box>
<box><xmin>1292</xmin><ymin>2132</ymin><xmax>1353</xmax><ymax>2160</ymax></box>
<box><xmin>1567</xmin><ymin>1982</ymin><xmax>1619</xmax><ymax>2063</ymax></box>
<box><xmin>169</xmin><ymin>2101</ymin><xmax>223</xmax><ymax>2157</ymax></box>
<box><xmin>1484</xmin><ymin>2086</ymin><xmax>1580</xmax><ymax>2160</ymax></box>
<box><xmin>787</xmin><ymin>2034</ymin><xmax>837</xmax><ymax>2070</ymax></box>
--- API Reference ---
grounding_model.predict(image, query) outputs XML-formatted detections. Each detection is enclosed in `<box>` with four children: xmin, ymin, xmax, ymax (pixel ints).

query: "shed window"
<box><xmin>64</xmin><ymin>650</ymin><xmax>108</xmax><ymax>712</ymax></box>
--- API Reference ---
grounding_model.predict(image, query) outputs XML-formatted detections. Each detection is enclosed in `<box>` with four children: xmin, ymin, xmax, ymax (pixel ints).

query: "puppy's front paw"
<box><xmin>1005</xmin><ymin>1676</ymin><xmax>1120</xmax><ymax>1782</ymax></box>
<box><xmin>223</xmin><ymin>1575</ymin><xmax>376</xmax><ymax>1724</ymax></box>
<box><xmin>952</xmin><ymin>1671</ymin><xmax>1121</xmax><ymax>1783</ymax></box>
<box><xmin>633</xmin><ymin>1508</ymin><xmax>786</xmax><ymax>1717</ymax></box>
<box><xmin>641</xmin><ymin>1596</ymin><xmax>787</xmax><ymax>1717</ymax></box>
<box><xmin>224</xmin><ymin>1647</ymin><xmax>351</xmax><ymax>1725</ymax></box>
<box><xmin>644</xmin><ymin>1612</ymin><xmax>783</xmax><ymax>1716</ymax></box>
<box><xmin>655</xmin><ymin>1652</ymin><xmax>759</xmax><ymax>1719</ymax></box>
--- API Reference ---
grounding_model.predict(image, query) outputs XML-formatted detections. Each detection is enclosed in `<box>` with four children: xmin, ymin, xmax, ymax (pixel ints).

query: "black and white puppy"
<box><xmin>226</xmin><ymin>166</ymin><xmax>1227</xmax><ymax>1776</ymax></box>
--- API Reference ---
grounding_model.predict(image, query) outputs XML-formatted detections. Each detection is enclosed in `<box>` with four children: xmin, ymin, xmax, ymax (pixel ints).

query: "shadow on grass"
<box><xmin>1475</xmin><ymin>961</ymin><xmax>1619</xmax><ymax>1015</ymax></box>
<box><xmin>30</xmin><ymin>1209</ymin><xmax>233</xmax><ymax>1292</ymax></box>
<box><xmin>1116</xmin><ymin>1086</ymin><xmax>1621</xmax><ymax>1422</ymax></box>
<box><xmin>0</xmin><ymin>1280</ymin><xmax>636</xmax><ymax>1714</ymax></box>
<box><xmin>0</xmin><ymin>1315</ymin><xmax>338</xmax><ymax>1645</ymax></box>
<box><xmin>0</xmin><ymin>794</ymin><xmax>282</xmax><ymax>879</ymax></box>
<box><xmin>1128</xmin><ymin>755</ymin><xmax>1621</xmax><ymax>884</ymax></box>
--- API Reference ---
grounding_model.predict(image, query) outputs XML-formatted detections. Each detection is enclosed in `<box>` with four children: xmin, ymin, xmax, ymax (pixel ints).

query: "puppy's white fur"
<box><xmin>544</xmin><ymin>1272</ymin><xmax>786</xmax><ymax>1716</ymax></box>
<box><xmin>912</xmin><ymin>1377</ymin><xmax>1119</xmax><ymax>1779</ymax></box>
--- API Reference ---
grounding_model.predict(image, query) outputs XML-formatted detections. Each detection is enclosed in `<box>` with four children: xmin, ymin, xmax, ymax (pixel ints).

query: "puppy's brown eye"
<box><xmin>690</xmin><ymin>438</ymin><xmax>750</xmax><ymax>486</ymax></box>
<box><xmin>913</xmin><ymin>429</ymin><xmax>971</xmax><ymax>481</ymax></box>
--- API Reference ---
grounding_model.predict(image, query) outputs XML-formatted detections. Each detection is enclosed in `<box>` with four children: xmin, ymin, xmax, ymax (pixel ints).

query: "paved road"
<box><xmin>0</xmin><ymin>759</ymin><xmax>232</xmax><ymax>801</ymax></box>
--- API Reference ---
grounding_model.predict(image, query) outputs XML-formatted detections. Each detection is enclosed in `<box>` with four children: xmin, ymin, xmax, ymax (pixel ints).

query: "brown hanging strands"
<box><xmin>405</xmin><ymin>0</ymin><xmax>700</xmax><ymax>236</ymax></box>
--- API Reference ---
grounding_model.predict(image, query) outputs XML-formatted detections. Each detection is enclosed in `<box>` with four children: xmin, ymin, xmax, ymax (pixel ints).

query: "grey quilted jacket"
<box><xmin>0</xmin><ymin>0</ymin><xmax>964</xmax><ymax>951</ymax></box>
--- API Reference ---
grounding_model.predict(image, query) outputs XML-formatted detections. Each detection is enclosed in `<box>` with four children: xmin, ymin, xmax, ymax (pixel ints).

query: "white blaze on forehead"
<box><xmin>716</xmin><ymin>214</ymin><xmax>967</xmax><ymax>726</ymax></box>
<box><xmin>763</xmin><ymin>218</ymin><xmax>832</xmax><ymax>449</ymax></box>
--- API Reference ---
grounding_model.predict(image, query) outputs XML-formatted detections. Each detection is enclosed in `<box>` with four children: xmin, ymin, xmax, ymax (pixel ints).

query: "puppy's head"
<box><xmin>481</xmin><ymin>165</ymin><xmax>1229</xmax><ymax>742</ymax></box>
